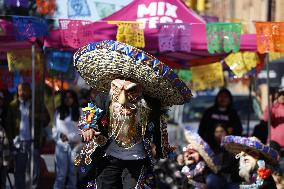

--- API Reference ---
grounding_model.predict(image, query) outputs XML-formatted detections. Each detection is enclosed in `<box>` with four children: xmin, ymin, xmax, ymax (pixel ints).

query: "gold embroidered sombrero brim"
<box><xmin>74</xmin><ymin>40</ymin><xmax>192</xmax><ymax>107</ymax></box>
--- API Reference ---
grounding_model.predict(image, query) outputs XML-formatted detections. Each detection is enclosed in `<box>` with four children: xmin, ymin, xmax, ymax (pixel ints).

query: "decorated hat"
<box><xmin>183</xmin><ymin>127</ymin><xmax>220</xmax><ymax>173</ymax></box>
<box><xmin>222</xmin><ymin>136</ymin><xmax>279</xmax><ymax>165</ymax></box>
<box><xmin>73</xmin><ymin>40</ymin><xmax>192</xmax><ymax>107</ymax></box>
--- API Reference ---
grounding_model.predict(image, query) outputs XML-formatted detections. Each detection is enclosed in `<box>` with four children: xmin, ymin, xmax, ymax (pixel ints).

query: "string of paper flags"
<box><xmin>4</xmin><ymin>0</ymin><xmax>56</xmax><ymax>15</ymax></box>
<box><xmin>0</xmin><ymin>13</ymin><xmax>284</xmax><ymax>90</ymax></box>
<box><xmin>3</xmin><ymin>16</ymin><xmax>284</xmax><ymax>54</ymax></box>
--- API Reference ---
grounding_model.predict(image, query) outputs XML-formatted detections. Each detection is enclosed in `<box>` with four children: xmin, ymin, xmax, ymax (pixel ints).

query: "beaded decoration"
<box><xmin>78</xmin><ymin>102</ymin><xmax>103</xmax><ymax>131</ymax></box>
<box><xmin>160</xmin><ymin>113</ymin><xmax>175</xmax><ymax>158</ymax></box>
<box><xmin>74</xmin><ymin>102</ymin><xmax>107</xmax><ymax>166</ymax></box>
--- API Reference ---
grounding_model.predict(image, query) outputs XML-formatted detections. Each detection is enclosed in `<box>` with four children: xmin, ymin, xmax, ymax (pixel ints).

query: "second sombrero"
<box><xmin>222</xmin><ymin>136</ymin><xmax>279</xmax><ymax>165</ymax></box>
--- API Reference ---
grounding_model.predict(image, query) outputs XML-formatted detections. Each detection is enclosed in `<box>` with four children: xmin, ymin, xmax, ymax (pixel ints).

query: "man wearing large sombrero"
<box><xmin>181</xmin><ymin>128</ymin><xmax>222</xmax><ymax>189</ymax></box>
<box><xmin>222</xmin><ymin>136</ymin><xmax>279</xmax><ymax>189</ymax></box>
<box><xmin>73</xmin><ymin>40</ymin><xmax>192</xmax><ymax>189</ymax></box>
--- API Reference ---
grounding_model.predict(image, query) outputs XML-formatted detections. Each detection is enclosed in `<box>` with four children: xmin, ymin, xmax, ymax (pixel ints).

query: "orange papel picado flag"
<box><xmin>255</xmin><ymin>22</ymin><xmax>284</xmax><ymax>53</ymax></box>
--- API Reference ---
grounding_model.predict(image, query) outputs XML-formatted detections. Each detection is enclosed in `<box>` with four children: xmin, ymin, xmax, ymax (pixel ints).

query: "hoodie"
<box><xmin>198</xmin><ymin>88</ymin><xmax>243</xmax><ymax>148</ymax></box>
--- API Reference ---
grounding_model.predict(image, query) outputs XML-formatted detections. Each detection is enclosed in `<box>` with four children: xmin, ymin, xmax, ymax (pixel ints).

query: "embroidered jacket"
<box><xmin>76</xmin><ymin>96</ymin><xmax>173</xmax><ymax>188</ymax></box>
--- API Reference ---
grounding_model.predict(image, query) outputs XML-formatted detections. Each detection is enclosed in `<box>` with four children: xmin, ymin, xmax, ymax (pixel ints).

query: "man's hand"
<box><xmin>81</xmin><ymin>129</ymin><xmax>101</xmax><ymax>142</ymax></box>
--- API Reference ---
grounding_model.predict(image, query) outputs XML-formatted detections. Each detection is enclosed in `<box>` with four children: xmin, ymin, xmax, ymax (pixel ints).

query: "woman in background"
<box><xmin>212</xmin><ymin>124</ymin><xmax>241</xmax><ymax>189</ymax></box>
<box><xmin>0</xmin><ymin>91</ymin><xmax>9</xmax><ymax>189</ymax></box>
<box><xmin>198</xmin><ymin>88</ymin><xmax>242</xmax><ymax>148</ymax></box>
<box><xmin>53</xmin><ymin>90</ymin><xmax>81</xmax><ymax>189</ymax></box>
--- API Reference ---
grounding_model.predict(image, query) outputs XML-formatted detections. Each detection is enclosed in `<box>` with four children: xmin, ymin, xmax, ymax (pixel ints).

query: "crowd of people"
<box><xmin>0</xmin><ymin>40</ymin><xmax>283</xmax><ymax>189</ymax></box>
<box><xmin>0</xmin><ymin>82</ymin><xmax>284</xmax><ymax>189</ymax></box>
<box><xmin>155</xmin><ymin>87</ymin><xmax>284</xmax><ymax>189</ymax></box>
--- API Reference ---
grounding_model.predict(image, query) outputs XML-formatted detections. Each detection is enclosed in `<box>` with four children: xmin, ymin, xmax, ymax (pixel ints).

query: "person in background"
<box><xmin>252</xmin><ymin>120</ymin><xmax>268</xmax><ymax>144</ymax></box>
<box><xmin>0</xmin><ymin>91</ymin><xmax>9</xmax><ymax>189</ymax></box>
<box><xmin>198</xmin><ymin>88</ymin><xmax>243</xmax><ymax>148</ymax></box>
<box><xmin>0</xmin><ymin>113</ymin><xmax>9</xmax><ymax>189</ymax></box>
<box><xmin>182</xmin><ymin>129</ymin><xmax>224</xmax><ymax>189</ymax></box>
<box><xmin>0</xmin><ymin>91</ymin><xmax>7</xmax><ymax>130</ymax></box>
<box><xmin>263</xmin><ymin>87</ymin><xmax>284</xmax><ymax>149</ymax></box>
<box><xmin>176</xmin><ymin>153</ymin><xmax>185</xmax><ymax>170</ymax></box>
<box><xmin>211</xmin><ymin>124</ymin><xmax>241</xmax><ymax>189</ymax></box>
<box><xmin>78</xmin><ymin>88</ymin><xmax>90</xmax><ymax>108</ymax></box>
<box><xmin>6</xmin><ymin>83</ymin><xmax>50</xmax><ymax>189</ymax></box>
<box><xmin>269</xmin><ymin>140</ymin><xmax>284</xmax><ymax>189</ymax></box>
<box><xmin>53</xmin><ymin>90</ymin><xmax>81</xmax><ymax>189</ymax></box>
<box><xmin>210</xmin><ymin>124</ymin><xmax>228</xmax><ymax>153</ymax></box>
<box><xmin>252</xmin><ymin>87</ymin><xmax>279</xmax><ymax>145</ymax></box>
<box><xmin>262</xmin><ymin>89</ymin><xmax>284</xmax><ymax>189</ymax></box>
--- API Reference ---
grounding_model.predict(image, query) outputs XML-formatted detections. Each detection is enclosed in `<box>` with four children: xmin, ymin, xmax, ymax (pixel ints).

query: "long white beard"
<box><xmin>239</xmin><ymin>156</ymin><xmax>256</xmax><ymax>183</ymax></box>
<box><xmin>109</xmin><ymin>98</ymin><xmax>149</xmax><ymax>148</ymax></box>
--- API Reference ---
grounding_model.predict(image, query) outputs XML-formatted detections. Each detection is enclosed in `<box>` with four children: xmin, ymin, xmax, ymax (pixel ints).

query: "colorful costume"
<box><xmin>73</xmin><ymin>40</ymin><xmax>192</xmax><ymax>188</ymax></box>
<box><xmin>182</xmin><ymin>128</ymin><xmax>221</xmax><ymax>189</ymax></box>
<box><xmin>222</xmin><ymin>136</ymin><xmax>279</xmax><ymax>189</ymax></box>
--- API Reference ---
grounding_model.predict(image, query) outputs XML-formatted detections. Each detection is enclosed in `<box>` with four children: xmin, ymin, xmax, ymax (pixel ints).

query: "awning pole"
<box><xmin>266</xmin><ymin>53</ymin><xmax>271</xmax><ymax>144</ymax></box>
<box><xmin>31</xmin><ymin>42</ymin><xmax>35</xmax><ymax>189</ymax></box>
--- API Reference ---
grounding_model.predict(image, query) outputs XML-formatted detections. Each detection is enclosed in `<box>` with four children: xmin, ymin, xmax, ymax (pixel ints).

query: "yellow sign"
<box><xmin>109</xmin><ymin>21</ymin><xmax>145</xmax><ymax>48</ymax></box>
<box><xmin>225</xmin><ymin>52</ymin><xmax>247</xmax><ymax>77</ymax></box>
<box><xmin>243</xmin><ymin>52</ymin><xmax>258</xmax><ymax>70</ymax></box>
<box><xmin>191</xmin><ymin>62</ymin><xmax>224</xmax><ymax>91</ymax></box>
<box><xmin>7</xmin><ymin>49</ymin><xmax>42</xmax><ymax>72</ymax></box>
<box><xmin>225</xmin><ymin>52</ymin><xmax>258</xmax><ymax>77</ymax></box>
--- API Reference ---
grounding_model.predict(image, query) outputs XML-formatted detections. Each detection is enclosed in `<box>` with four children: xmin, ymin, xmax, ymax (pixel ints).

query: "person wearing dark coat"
<box><xmin>198</xmin><ymin>88</ymin><xmax>243</xmax><ymax>147</ymax></box>
<box><xmin>0</xmin><ymin>91</ymin><xmax>7</xmax><ymax>130</ymax></box>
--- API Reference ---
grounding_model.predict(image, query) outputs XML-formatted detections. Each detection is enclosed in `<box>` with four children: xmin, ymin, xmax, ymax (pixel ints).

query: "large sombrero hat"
<box><xmin>222</xmin><ymin>136</ymin><xmax>279</xmax><ymax>165</ymax></box>
<box><xmin>73</xmin><ymin>40</ymin><xmax>192</xmax><ymax>107</ymax></box>
<box><xmin>183</xmin><ymin>127</ymin><xmax>220</xmax><ymax>173</ymax></box>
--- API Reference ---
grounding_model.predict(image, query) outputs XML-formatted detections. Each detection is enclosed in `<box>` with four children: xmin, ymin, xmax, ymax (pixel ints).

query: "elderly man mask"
<box><xmin>109</xmin><ymin>79</ymin><xmax>149</xmax><ymax>148</ymax></box>
<box><xmin>181</xmin><ymin>129</ymin><xmax>224</xmax><ymax>189</ymax></box>
<box><xmin>183</xmin><ymin>145</ymin><xmax>202</xmax><ymax>166</ymax></box>
<box><xmin>182</xmin><ymin>145</ymin><xmax>206</xmax><ymax>179</ymax></box>
<box><xmin>236</xmin><ymin>151</ymin><xmax>258</xmax><ymax>183</ymax></box>
<box><xmin>222</xmin><ymin>136</ymin><xmax>278</xmax><ymax>189</ymax></box>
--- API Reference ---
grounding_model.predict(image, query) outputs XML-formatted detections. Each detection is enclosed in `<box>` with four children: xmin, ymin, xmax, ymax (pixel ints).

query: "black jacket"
<box><xmin>0</xmin><ymin>108</ymin><xmax>7</xmax><ymax>129</ymax></box>
<box><xmin>198</xmin><ymin>105</ymin><xmax>243</xmax><ymax>147</ymax></box>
